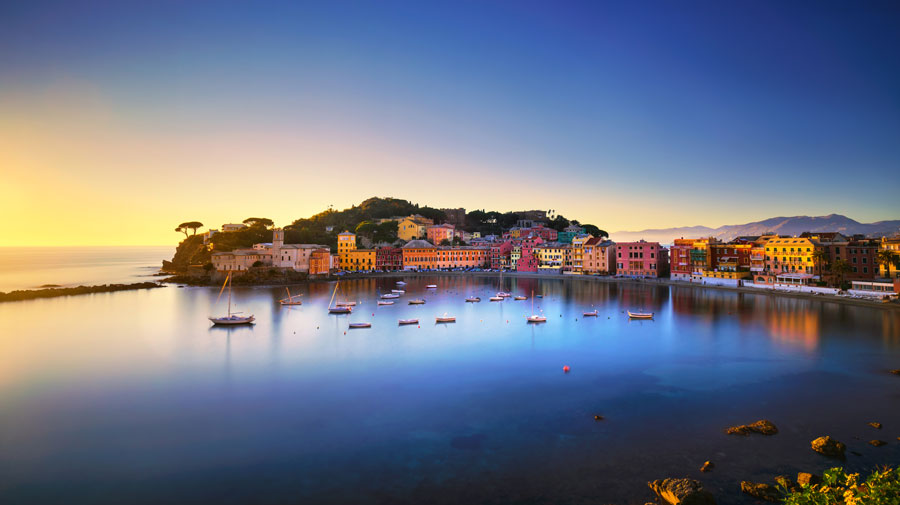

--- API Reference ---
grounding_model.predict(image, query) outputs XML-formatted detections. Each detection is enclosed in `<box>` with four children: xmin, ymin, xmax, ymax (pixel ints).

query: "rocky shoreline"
<box><xmin>0</xmin><ymin>282</ymin><xmax>163</xmax><ymax>303</ymax></box>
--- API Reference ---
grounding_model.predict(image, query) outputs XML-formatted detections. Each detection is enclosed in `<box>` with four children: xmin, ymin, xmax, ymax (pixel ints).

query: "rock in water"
<box><xmin>869</xmin><ymin>440</ymin><xmax>887</xmax><ymax>447</ymax></box>
<box><xmin>774</xmin><ymin>475</ymin><xmax>798</xmax><ymax>492</ymax></box>
<box><xmin>725</xmin><ymin>419</ymin><xmax>778</xmax><ymax>436</ymax></box>
<box><xmin>648</xmin><ymin>478</ymin><xmax>716</xmax><ymax>505</ymax></box>
<box><xmin>700</xmin><ymin>461</ymin><xmax>714</xmax><ymax>473</ymax></box>
<box><xmin>796</xmin><ymin>472</ymin><xmax>822</xmax><ymax>486</ymax></box>
<box><xmin>868</xmin><ymin>422</ymin><xmax>882</xmax><ymax>429</ymax></box>
<box><xmin>890</xmin><ymin>369</ymin><xmax>900</xmax><ymax>375</ymax></box>
<box><xmin>740</xmin><ymin>482</ymin><xmax>781</xmax><ymax>502</ymax></box>
<box><xmin>811</xmin><ymin>436</ymin><xmax>846</xmax><ymax>459</ymax></box>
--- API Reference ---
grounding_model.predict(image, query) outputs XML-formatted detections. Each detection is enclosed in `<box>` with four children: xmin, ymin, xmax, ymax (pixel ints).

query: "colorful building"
<box><xmin>490</xmin><ymin>241</ymin><xmax>514</xmax><ymax>270</ymax></box>
<box><xmin>426</xmin><ymin>224</ymin><xmax>456</xmax><ymax>245</ymax></box>
<box><xmin>570</xmin><ymin>235</ymin><xmax>593</xmax><ymax>274</ymax></box>
<box><xmin>615</xmin><ymin>241</ymin><xmax>669</xmax><ymax>278</ymax></box>
<box><xmin>435</xmin><ymin>246</ymin><xmax>489</xmax><ymax>269</ymax></box>
<box><xmin>375</xmin><ymin>246</ymin><xmax>403</xmax><ymax>271</ymax></box>
<box><xmin>709</xmin><ymin>241</ymin><xmax>753</xmax><ymax>272</ymax></box>
<box><xmin>341</xmin><ymin>249</ymin><xmax>376</xmax><ymax>271</ymax></box>
<box><xmin>763</xmin><ymin>236</ymin><xmax>821</xmax><ymax>277</ymax></box>
<box><xmin>211</xmin><ymin>229</ymin><xmax>330</xmax><ymax>273</ymax></box>
<box><xmin>401</xmin><ymin>240</ymin><xmax>437</xmax><ymax>270</ymax></box>
<box><xmin>669</xmin><ymin>238</ymin><xmax>694</xmax><ymax>281</ymax></box>
<box><xmin>583</xmin><ymin>238</ymin><xmax>616</xmax><ymax>275</ymax></box>
<box><xmin>535</xmin><ymin>244</ymin><xmax>568</xmax><ymax>272</ymax></box>
<box><xmin>879</xmin><ymin>236</ymin><xmax>900</xmax><ymax>279</ymax></box>
<box><xmin>396</xmin><ymin>217</ymin><xmax>429</xmax><ymax>241</ymax></box>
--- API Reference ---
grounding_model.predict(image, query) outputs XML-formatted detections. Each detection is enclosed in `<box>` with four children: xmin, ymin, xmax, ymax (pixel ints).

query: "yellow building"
<box><xmin>341</xmin><ymin>249</ymin><xmax>376</xmax><ymax>271</ymax></box>
<box><xmin>337</xmin><ymin>231</ymin><xmax>375</xmax><ymax>270</ymax></box>
<box><xmin>397</xmin><ymin>217</ymin><xmax>427</xmax><ymax>241</ymax></box>
<box><xmin>764</xmin><ymin>237</ymin><xmax>821</xmax><ymax>276</ymax></box>
<box><xmin>880</xmin><ymin>237</ymin><xmax>900</xmax><ymax>279</ymax></box>
<box><xmin>570</xmin><ymin>235</ymin><xmax>593</xmax><ymax>274</ymax></box>
<box><xmin>535</xmin><ymin>245</ymin><xmax>567</xmax><ymax>271</ymax></box>
<box><xmin>337</xmin><ymin>231</ymin><xmax>356</xmax><ymax>254</ymax></box>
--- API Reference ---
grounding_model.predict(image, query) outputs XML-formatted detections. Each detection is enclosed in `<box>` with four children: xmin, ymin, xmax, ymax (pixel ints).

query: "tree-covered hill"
<box><xmin>167</xmin><ymin>197</ymin><xmax>607</xmax><ymax>270</ymax></box>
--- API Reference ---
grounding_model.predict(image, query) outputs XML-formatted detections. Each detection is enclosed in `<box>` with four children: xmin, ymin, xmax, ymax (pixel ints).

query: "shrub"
<box><xmin>781</xmin><ymin>466</ymin><xmax>899</xmax><ymax>505</ymax></box>
<box><xmin>252</xmin><ymin>260</ymin><xmax>265</xmax><ymax>268</ymax></box>
<box><xmin>203</xmin><ymin>262</ymin><xmax>214</xmax><ymax>271</ymax></box>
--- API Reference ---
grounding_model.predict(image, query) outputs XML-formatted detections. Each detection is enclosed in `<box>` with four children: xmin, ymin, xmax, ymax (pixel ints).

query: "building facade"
<box><xmin>615</xmin><ymin>241</ymin><xmax>669</xmax><ymax>278</ymax></box>
<box><xmin>401</xmin><ymin>240</ymin><xmax>437</xmax><ymax>270</ymax></box>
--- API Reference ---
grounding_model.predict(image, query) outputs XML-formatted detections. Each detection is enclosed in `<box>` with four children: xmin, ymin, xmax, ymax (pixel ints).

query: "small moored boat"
<box><xmin>526</xmin><ymin>290</ymin><xmax>546</xmax><ymax>323</ymax></box>
<box><xmin>278</xmin><ymin>286</ymin><xmax>302</xmax><ymax>306</ymax></box>
<box><xmin>436</xmin><ymin>313</ymin><xmax>456</xmax><ymax>323</ymax></box>
<box><xmin>409</xmin><ymin>299</ymin><xmax>426</xmax><ymax>305</ymax></box>
<box><xmin>583</xmin><ymin>310</ymin><xmax>598</xmax><ymax>317</ymax></box>
<box><xmin>209</xmin><ymin>273</ymin><xmax>255</xmax><ymax>325</ymax></box>
<box><xmin>336</xmin><ymin>301</ymin><xmax>356</xmax><ymax>307</ymax></box>
<box><xmin>465</xmin><ymin>296</ymin><xmax>481</xmax><ymax>302</ymax></box>
<box><xmin>396</xmin><ymin>281</ymin><xmax>407</xmax><ymax>286</ymax></box>
<box><xmin>391</xmin><ymin>289</ymin><xmax>405</xmax><ymax>294</ymax></box>
<box><xmin>514</xmin><ymin>295</ymin><xmax>527</xmax><ymax>300</ymax></box>
<box><xmin>627</xmin><ymin>311</ymin><xmax>654</xmax><ymax>319</ymax></box>
<box><xmin>377</xmin><ymin>300</ymin><xmax>394</xmax><ymax>306</ymax></box>
<box><xmin>398</xmin><ymin>318</ymin><xmax>418</xmax><ymax>325</ymax></box>
<box><xmin>381</xmin><ymin>293</ymin><xmax>400</xmax><ymax>299</ymax></box>
<box><xmin>327</xmin><ymin>281</ymin><xmax>352</xmax><ymax>314</ymax></box>
<box><xmin>489</xmin><ymin>296</ymin><xmax>503</xmax><ymax>301</ymax></box>
<box><xmin>426</xmin><ymin>284</ymin><xmax>437</xmax><ymax>289</ymax></box>
<box><xmin>349</xmin><ymin>322</ymin><xmax>371</xmax><ymax>329</ymax></box>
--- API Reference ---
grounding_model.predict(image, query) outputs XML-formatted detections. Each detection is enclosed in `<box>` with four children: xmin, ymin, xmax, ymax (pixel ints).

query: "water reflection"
<box><xmin>0</xmin><ymin>275</ymin><xmax>898</xmax><ymax>505</ymax></box>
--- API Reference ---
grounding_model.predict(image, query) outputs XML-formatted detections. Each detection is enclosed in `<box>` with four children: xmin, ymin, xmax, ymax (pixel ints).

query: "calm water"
<box><xmin>0</xmin><ymin>246</ymin><xmax>172</xmax><ymax>291</ymax></box>
<box><xmin>1</xmin><ymin>275</ymin><xmax>899</xmax><ymax>504</ymax></box>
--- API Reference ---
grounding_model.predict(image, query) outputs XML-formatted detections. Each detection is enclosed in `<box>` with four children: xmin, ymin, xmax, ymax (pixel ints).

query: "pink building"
<box><xmin>517</xmin><ymin>250</ymin><xmax>539</xmax><ymax>272</ymax></box>
<box><xmin>615</xmin><ymin>241</ymin><xmax>669</xmax><ymax>278</ymax></box>
<box><xmin>490</xmin><ymin>241</ymin><xmax>514</xmax><ymax>270</ymax></box>
<box><xmin>583</xmin><ymin>237</ymin><xmax>616</xmax><ymax>275</ymax></box>
<box><xmin>426</xmin><ymin>224</ymin><xmax>455</xmax><ymax>245</ymax></box>
<box><xmin>527</xmin><ymin>225</ymin><xmax>557</xmax><ymax>242</ymax></box>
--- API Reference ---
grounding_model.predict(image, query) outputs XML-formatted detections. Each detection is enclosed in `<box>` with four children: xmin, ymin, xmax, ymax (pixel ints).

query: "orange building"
<box><xmin>426</xmin><ymin>224</ymin><xmax>455</xmax><ymax>245</ymax></box>
<box><xmin>309</xmin><ymin>249</ymin><xmax>332</xmax><ymax>275</ymax></box>
<box><xmin>435</xmin><ymin>246</ymin><xmax>490</xmax><ymax>269</ymax></box>
<box><xmin>401</xmin><ymin>239</ymin><xmax>437</xmax><ymax>270</ymax></box>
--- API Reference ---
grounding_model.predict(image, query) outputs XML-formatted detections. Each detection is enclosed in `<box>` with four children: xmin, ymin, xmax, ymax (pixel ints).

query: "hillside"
<box><xmin>610</xmin><ymin>214</ymin><xmax>900</xmax><ymax>244</ymax></box>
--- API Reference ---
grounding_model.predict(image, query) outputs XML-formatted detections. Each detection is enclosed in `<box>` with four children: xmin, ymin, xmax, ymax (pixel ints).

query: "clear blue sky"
<box><xmin>1</xmin><ymin>0</ymin><xmax>898</xmax><ymax>244</ymax></box>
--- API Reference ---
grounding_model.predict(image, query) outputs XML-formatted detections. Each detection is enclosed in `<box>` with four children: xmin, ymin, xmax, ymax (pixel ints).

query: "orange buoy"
<box><xmin>563</xmin><ymin>365</ymin><xmax>570</xmax><ymax>373</ymax></box>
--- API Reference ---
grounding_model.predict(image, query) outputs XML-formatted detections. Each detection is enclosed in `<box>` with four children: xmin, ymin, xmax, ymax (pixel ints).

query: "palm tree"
<box><xmin>876</xmin><ymin>249</ymin><xmax>897</xmax><ymax>278</ymax></box>
<box><xmin>831</xmin><ymin>259</ymin><xmax>851</xmax><ymax>289</ymax></box>
<box><xmin>812</xmin><ymin>249</ymin><xmax>829</xmax><ymax>280</ymax></box>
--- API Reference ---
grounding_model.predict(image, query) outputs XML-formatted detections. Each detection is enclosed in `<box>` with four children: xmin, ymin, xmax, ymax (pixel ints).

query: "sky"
<box><xmin>1</xmin><ymin>0</ymin><xmax>899</xmax><ymax>246</ymax></box>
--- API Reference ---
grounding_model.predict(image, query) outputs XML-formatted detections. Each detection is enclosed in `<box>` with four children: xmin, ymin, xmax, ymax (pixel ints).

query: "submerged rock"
<box><xmin>740</xmin><ymin>481</ymin><xmax>781</xmax><ymax>502</ymax></box>
<box><xmin>775</xmin><ymin>475</ymin><xmax>798</xmax><ymax>492</ymax></box>
<box><xmin>796</xmin><ymin>472</ymin><xmax>822</xmax><ymax>486</ymax></box>
<box><xmin>700</xmin><ymin>461</ymin><xmax>714</xmax><ymax>473</ymax></box>
<box><xmin>869</xmin><ymin>439</ymin><xmax>887</xmax><ymax>447</ymax></box>
<box><xmin>811</xmin><ymin>436</ymin><xmax>846</xmax><ymax>459</ymax></box>
<box><xmin>725</xmin><ymin>419</ymin><xmax>778</xmax><ymax>436</ymax></box>
<box><xmin>648</xmin><ymin>478</ymin><xmax>716</xmax><ymax>505</ymax></box>
<box><xmin>593</xmin><ymin>415</ymin><xmax>605</xmax><ymax>421</ymax></box>
<box><xmin>890</xmin><ymin>369</ymin><xmax>900</xmax><ymax>375</ymax></box>
<box><xmin>868</xmin><ymin>422</ymin><xmax>882</xmax><ymax>429</ymax></box>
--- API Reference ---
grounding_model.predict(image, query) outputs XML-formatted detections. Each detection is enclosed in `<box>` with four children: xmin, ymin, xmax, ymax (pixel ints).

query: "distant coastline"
<box><xmin>0</xmin><ymin>282</ymin><xmax>163</xmax><ymax>303</ymax></box>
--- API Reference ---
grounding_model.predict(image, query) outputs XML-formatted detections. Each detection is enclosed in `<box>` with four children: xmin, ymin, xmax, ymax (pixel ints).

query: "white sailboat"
<box><xmin>526</xmin><ymin>290</ymin><xmax>546</xmax><ymax>323</ymax></box>
<box><xmin>328</xmin><ymin>281</ymin><xmax>352</xmax><ymax>314</ymax></box>
<box><xmin>209</xmin><ymin>273</ymin><xmax>255</xmax><ymax>325</ymax></box>
<box><xmin>496</xmin><ymin>269</ymin><xmax>510</xmax><ymax>298</ymax></box>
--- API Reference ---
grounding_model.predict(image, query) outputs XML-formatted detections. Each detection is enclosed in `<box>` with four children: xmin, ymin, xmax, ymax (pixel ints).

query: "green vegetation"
<box><xmin>175</xmin><ymin>221</ymin><xmax>203</xmax><ymax>238</ymax></box>
<box><xmin>876</xmin><ymin>250</ymin><xmax>899</xmax><ymax>278</ymax></box>
<box><xmin>781</xmin><ymin>466</ymin><xmax>899</xmax><ymax>505</ymax></box>
<box><xmin>0</xmin><ymin>282</ymin><xmax>162</xmax><ymax>302</ymax></box>
<box><xmin>168</xmin><ymin>197</ymin><xmax>608</xmax><ymax>271</ymax></box>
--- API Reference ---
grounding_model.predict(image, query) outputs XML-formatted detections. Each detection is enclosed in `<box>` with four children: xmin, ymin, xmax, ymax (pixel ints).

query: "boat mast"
<box><xmin>328</xmin><ymin>281</ymin><xmax>339</xmax><ymax>308</ymax></box>
<box><xmin>227</xmin><ymin>273</ymin><xmax>232</xmax><ymax>317</ymax></box>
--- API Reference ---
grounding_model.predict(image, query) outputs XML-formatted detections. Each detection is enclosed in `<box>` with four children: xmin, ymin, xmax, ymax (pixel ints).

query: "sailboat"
<box><xmin>209</xmin><ymin>273</ymin><xmax>255</xmax><ymax>325</ymax></box>
<box><xmin>496</xmin><ymin>269</ymin><xmax>510</xmax><ymax>298</ymax></box>
<box><xmin>526</xmin><ymin>290</ymin><xmax>546</xmax><ymax>323</ymax></box>
<box><xmin>328</xmin><ymin>281</ymin><xmax>352</xmax><ymax>314</ymax></box>
<box><xmin>278</xmin><ymin>286</ymin><xmax>302</xmax><ymax>306</ymax></box>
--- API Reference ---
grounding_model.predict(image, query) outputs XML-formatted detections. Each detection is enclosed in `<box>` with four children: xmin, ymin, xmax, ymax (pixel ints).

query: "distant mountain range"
<box><xmin>609</xmin><ymin>214</ymin><xmax>900</xmax><ymax>244</ymax></box>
